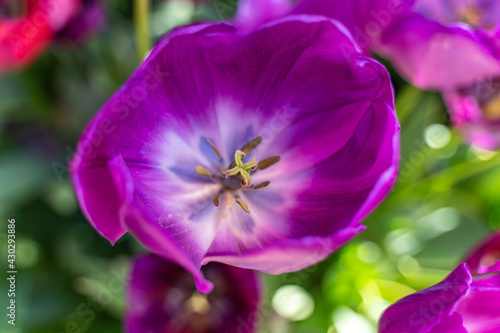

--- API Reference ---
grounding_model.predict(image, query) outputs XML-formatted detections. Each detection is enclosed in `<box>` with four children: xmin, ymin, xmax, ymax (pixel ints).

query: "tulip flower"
<box><xmin>71</xmin><ymin>16</ymin><xmax>399</xmax><ymax>292</ymax></box>
<box><xmin>126</xmin><ymin>254</ymin><xmax>260</xmax><ymax>333</ymax></box>
<box><xmin>443</xmin><ymin>70</ymin><xmax>500</xmax><ymax>149</ymax></box>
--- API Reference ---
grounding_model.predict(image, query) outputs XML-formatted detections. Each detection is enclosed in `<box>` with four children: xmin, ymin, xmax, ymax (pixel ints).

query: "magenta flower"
<box><xmin>71</xmin><ymin>16</ymin><xmax>399</xmax><ymax>292</ymax></box>
<box><xmin>465</xmin><ymin>232</ymin><xmax>500</xmax><ymax>274</ymax></box>
<box><xmin>0</xmin><ymin>0</ymin><xmax>105</xmax><ymax>72</ymax></box>
<box><xmin>379</xmin><ymin>263</ymin><xmax>500</xmax><ymax>333</ymax></box>
<box><xmin>126</xmin><ymin>254</ymin><xmax>259</xmax><ymax>333</ymax></box>
<box><xmin>443</xmin><ymin>73</ymin><xmax>500</xmax><ymax>150</ymax></box>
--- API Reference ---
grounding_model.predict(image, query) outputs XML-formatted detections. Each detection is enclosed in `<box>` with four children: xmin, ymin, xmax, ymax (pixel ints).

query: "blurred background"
<box><xmin>0</xmin><ymin>1</ymin><xmax>498</xmax><ymax>332</ymax></box>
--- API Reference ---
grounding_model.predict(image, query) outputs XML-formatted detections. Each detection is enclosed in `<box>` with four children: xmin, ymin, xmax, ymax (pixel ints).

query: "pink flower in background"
<box><xmin>126</xmin><ymin>254</ymin><xmax>260</xmax><ymax>333</ymax></box>
<box><xmin>71</xmin><ymin>16</ymin><xmax>399</xmax><ymax>292</ymax></box>
<box><xmin>444</xmin><ymin>78</ymin><xmax>500</xmax><ymax>150</ymax></box>
<box><xmin>0</xmin><ymin>0</ymin><xmax>105</xmax><ymax>72</ymax></box>
<box><xmin>379</xmin><ymin>263</ymin><xmax>500</xmax><ymax>333</ymax></box>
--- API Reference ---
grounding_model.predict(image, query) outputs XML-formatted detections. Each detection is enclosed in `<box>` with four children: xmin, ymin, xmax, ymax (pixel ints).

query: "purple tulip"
<box><xmin>126</xmin><ymin>254</ymin><xmax>260</xmax><ymax>333</ymax></box>
<box><xmin>70</xmin><ymin>16</ymin><xmax>399</xmax><ymax>292</ymax></box>
<box><xmin>379</xmin><ymin>263</ymin><xmax>500</xmax><ymax>333</ymax></box>
<box><xmin>443</xmin><ymin>71</ymin><xmax>500</xmax><ymax>150</ymax></box>
<box><xmin>465</xmin><ymin>232</ymin><xmax>500</xmax><ymax>274</ymax></box>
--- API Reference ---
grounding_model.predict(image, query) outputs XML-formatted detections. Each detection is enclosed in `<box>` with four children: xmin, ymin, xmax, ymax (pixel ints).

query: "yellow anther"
<box><xmin>257</xmin><ymin>156</ymin><xmax>280</xmax><ymax>170</ymax></box>
<box><xmin>235</xmin><ymin>198</ymin><xmax>250</xmax><ymax>214</ymax></box>
<box><xmin>213</xmin><ymin>193</ymin><xmax>221</xmax><ymax>207</ymax></box>
<box><xmin>206</xmin><ymin>139</ymin><xmax>222</xmax><ymax>159</ymax></box>
<box><xmin>253</xmin><ymin>181</ymin><xmax>270</xmax><ymax>189</ymax></box>
<box><xmin>241</xmin><ymin>136</ymin><xmax>262</xmax><ymax>154</ymax></box>
<box><xmin>195</xmin><ymin>166</ymin><xmax>212</xmax><ymax>178</ymax></box>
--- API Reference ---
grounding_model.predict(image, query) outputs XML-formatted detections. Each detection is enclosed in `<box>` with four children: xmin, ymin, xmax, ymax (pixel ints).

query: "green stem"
<box><xmin>134</xmin><ymin>0</ymin><xmax>151</xmax><ymax>62</ymax></box>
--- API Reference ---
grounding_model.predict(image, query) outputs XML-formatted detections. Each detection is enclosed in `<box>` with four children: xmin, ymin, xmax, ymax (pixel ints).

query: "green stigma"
<box><xmin>223</xmin><ymin>150</ymin><xmax>258</xmax><ymax>187</ymax></box>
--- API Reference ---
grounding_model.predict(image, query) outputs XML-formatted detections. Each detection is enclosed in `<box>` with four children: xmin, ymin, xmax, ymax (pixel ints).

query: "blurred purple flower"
<box><xmin>71</xmin><ymin>17</ymin><xmax>399</xmax><ymax>292</ymax></box>
<box><xmin>235</xmin><ymin>0</ymin><xmax>292</xmax><ymax>33</ymax></box>
<box><xmin>379</xmin><ymin>263</ymin><xmax>500</xmax><ymax>333</ymax></box>
<box><xmin>465</xmin><ymin>232</ymin><xmax>500</xmax><ymax>274</ymax></box>
<box><xmin>126</xmin><ymin>254</ymin><xmax>259</xmax><ymax>333</ymax></box>
<box><xmin>236</xmin><ymin>0</ymin><xmax>500</xmax><ymax>90</ymax></box>
<box><xmin>443</xmin><ymin>72</ymin><xmax>500</xmax><ymax>150</ymax></box>
<box><xmin>56</xmin><ymin>0</ymin><xmax>106</xmax><ymax>43</ymax></box>
<box><xmin>356</xmin><ymin>0</ymin><xmax>500</xmax><ymax>90</ymax></box>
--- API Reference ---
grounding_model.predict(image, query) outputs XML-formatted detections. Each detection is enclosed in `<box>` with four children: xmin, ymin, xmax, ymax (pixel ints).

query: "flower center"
<box><xmin>195</xmin><ymin>137</ymin><xmax>280</xmax><ymax>214</ymax></box>
<box><xmin>186</xmin><ymin>292</ymin><xmax>210</xmax><ymax>315</ymax></box>
<box><xmin>482</xmin><ymin>93</ymin><xmax>500</xmax><ymax>121</ymax></box>
<box><xmin>222</xmin><ymin>150</ymin><xmax>258</xmax><ymax>187</ymax></box>
<box><xmin>413</xmin><ymin>1</ymin><xmax>499</xmax><ymax>30</ymax></box>
<box><xmin>460</xmin><ymin>4</ymin><xmax>485</xmax><ymax>28</ymax></box>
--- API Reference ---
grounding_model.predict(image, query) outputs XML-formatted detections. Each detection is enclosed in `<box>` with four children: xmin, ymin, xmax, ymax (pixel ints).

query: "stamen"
<box><xmin>195</xmin><ymin>166</ymin><xmax>212</xmax><ymax>178</ymax></box>
<box><xmin>258</xmin><ymin>156</ymin><xmax>280</xmax><ymax>170</ymax></box>
<box><xmin>461</xmin><ymin>4</ymin><xmax>483</xmax><ymax>27</ymax></box>
<box><xmin>253</xmin><ymin>181</ymin><xmax>270</xmax><ymax>189</ymax></box>
<box><xmin>235</xmin><ymin>198</ymin><xmax>250</xmax><ymax>214</ymax></box>
<box><xmin>483</xmin><ymin>94</ymin><xmax>500</xmax><ymax>121</ymax></box>
<box><xmin>206</xmin><ymin>139</ymin><xmax>222</xmax><ymax>159</ymax></box>
<box><xmin>241</xmin><ymin>136</ymin><xmax>262</xmax><ymax>154</ymax></box>
<box><xmin>213</xmin><ymin>193</ymin><xmax>221</xmax><ymax>207</ymax></box>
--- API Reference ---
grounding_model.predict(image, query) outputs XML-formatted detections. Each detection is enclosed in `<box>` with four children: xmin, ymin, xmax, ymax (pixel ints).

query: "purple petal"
<box><xmin>378</xmin><ymin>263</ymin><xmax>471</xmax><ymax>333</ymax></box>
<box><xmin>70</xmin><ymin>154</ymin><xmax>128</xmax><ymax>244</ymax></box>
<box><xmin>375</xmin><ymin>14</ymin><xmax>500</xmax><ymax>90</ymax></box>
<box><xmin>457</xmin><ymin>273</ymin><xmax>500</xmax><ymax>333</ymax></box>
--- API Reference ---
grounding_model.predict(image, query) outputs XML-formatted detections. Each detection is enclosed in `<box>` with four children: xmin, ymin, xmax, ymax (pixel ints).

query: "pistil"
<box><xmin>223</xmin><ymin>150</ymin><xmax>258</xmax><ymax>187</ymax></box>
